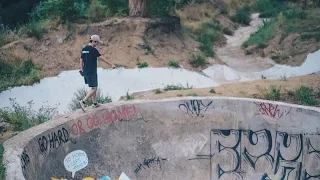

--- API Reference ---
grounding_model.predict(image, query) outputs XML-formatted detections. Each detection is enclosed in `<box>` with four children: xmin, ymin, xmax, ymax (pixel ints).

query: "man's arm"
<box><xmin>99</xmin><ymin>56</ymin><xmax>116</xmax><ymax>68</ymax></box>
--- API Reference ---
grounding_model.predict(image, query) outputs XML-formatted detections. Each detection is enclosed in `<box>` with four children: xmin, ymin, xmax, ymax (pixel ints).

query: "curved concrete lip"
<box><xmin>3</xmin><ymin>97</ymin><xmax>320</xmax><ymax>180</ymax></box>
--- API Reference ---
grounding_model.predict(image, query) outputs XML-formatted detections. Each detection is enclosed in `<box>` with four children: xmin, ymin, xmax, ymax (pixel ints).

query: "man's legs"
<box><xmin>83</xmin><ymin>87</ymin><xmax>97</xmax><ymax>103</ymax></box>
<box><xmin>79</xmin><ymin>76</ymin><xmax>98</xmax><ymax>112</ymax></box>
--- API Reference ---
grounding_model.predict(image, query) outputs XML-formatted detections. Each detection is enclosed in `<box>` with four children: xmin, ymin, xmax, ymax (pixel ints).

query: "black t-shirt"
<box><xmin>81</xmin><ymin>45</ymin><xmax>101</xmax><ymax>76</ymax></box>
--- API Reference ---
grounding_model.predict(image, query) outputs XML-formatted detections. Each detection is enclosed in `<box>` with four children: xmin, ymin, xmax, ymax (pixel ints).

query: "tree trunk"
<box><xmin>129</xmin><ymin>0</ymin><xmax>146</xmax><ymax>17</ymax></box>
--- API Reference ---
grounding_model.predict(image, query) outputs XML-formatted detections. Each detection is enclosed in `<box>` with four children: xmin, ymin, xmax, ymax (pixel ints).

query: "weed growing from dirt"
<box><xmin>154</xmin><ymin>89</ymin><xmax>163</xmax><ymax>94</ymax></box>
<box><xmin>168</xmin><ymin>60</ymin><xmax>180</xmax><ymax>68</ymax></box>
<box><xmin>294</xmin><ymin>86</ymin><xmax>318</xmax><ymax>106</ymax></box>
<box><xmin>209</xmin><ymin>88</ymin><xmax>216</xmax><ymax>93</ymax></box>
<box><xmin>0</xmin><ymin>98</ymin><xmax>58</xmax><ymax>131</ymax></box>
<box><xmin>68</xmin><ymin>88</ymin><xmax>112</xmax><ymax>111</ymax></box>
<box><xmin>19</xmin><ymin>20</ymin><xmax>47</xmax><ymax>40</ymax></box>
<box><xmin>187</xmin><ymin>93</ymin><xmax>198</xmax><ymax>97</ymax></box>
<box><xmin>137</xmin><ymin>62</ymin><xmax>149</xmax><ymax>68</ymax></box>
<box><xmin>264</xmin><ymin>86</ymin><xmax>281</xmax><ymax>101</ymax></box>
<box><xmin>190</xmin><ymin>52</ymin><xmax>207</xmax><ymax>67</ymax></box>
<box><xmin>126</xmin><ymin>91</ymin><xmax>134</xmax><ymax>100</ymax></box>
<box><xmin>164</xmin><ymin>84</ymin><xmax>193</xmax><ymax>91</ymax></box>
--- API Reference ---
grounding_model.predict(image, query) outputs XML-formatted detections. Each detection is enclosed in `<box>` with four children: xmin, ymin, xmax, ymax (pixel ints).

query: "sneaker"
<box><xmin>93</xmin><ymin>103</ymin><xmax>100</xmax><ymax>108</ymax></box>
<box><xmin>79</xmin><ymin>100</ymin><xmax>86</xmax><ymax>112</ymax></box>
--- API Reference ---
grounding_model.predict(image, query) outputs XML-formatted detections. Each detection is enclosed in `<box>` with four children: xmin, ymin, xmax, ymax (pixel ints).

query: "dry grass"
<box><xmin>176</xmin><ymin>2</ymin><xmax>219</xmax><ymax>30</ymax></box>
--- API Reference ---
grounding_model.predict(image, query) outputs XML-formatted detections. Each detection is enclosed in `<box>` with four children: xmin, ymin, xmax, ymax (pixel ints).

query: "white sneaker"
<box><xmin>79</xmin><ymin>100</ymin><xmax>86</xmax><ymax>112</ymax></box>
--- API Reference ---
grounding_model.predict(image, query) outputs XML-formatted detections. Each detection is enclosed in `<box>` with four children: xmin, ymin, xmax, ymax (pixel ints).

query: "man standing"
<box><xmin>78</xmin><ymin>34</ymin><xmax>115</xmax><ymax>112</ymax></box>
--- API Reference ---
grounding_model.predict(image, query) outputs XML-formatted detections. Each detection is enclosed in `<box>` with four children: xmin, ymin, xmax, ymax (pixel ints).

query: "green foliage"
<box><xmin>164</xmin><ymin>84</ymin><xmax>193</xmax><ymax>91</ymax></box>
<box><xmin>223</xmin><ymin>28</ymin><xmax>234</xmax><ymax>35</ymax></box>
<box><xmin>0</xmin><ymin>28</ymin><xmax>18</xmax><ymax>47</ymax></box>
<box><xmin>231</xmin><ymin>5</ymin><xmax>251</xmax><ymax>25</ymax></box>
<box><xmin>30</xmin><ymin>0</ymin><xmax>80</xmax><ymax>22</ymax></box>
<box><xmin>154</xmin><ymin>88</ymin><xmax>163</xmax><ymax>94</ymax></box>
<box><xmin>126</xmin><ymin>91</ymin><xmax>134</xmax><ymax>100</ymax></box>
<box><xmin>187</xmin><ymin>93</ymin><xmax>198</xmax><ymax>97</ymax></box>
<box><xmin>68</xmin><ymin>88</ymin><xmax>112</xmax><ymax>111</ymax></box>
<box><xmin>190</xmin><ymin>52</ymin><xmax>207</xmax><ymax>67</ymax></box>
<box><xmin>243</xmin><ymin>19</ymin><xmax>277</xmax><ymax>48</ymax></box>
<box><xmin>88</xmin><ymin>0</ymin><xmax>106</xmax><ymax>22</ymax></box>
<box><xmin>253</xmin><ymin>0</ymin><xmax>289</xmax><ymax>18</ymax></box>
<box><xmin>264</xmin><ymin>86</ymin><xmax>281</xmax><ymax>101</ymax></box>
<box><xmin>137</xmin><ymin>62</ymin><xmax>149</xmax><ymax>68</ymax></box>
<box><xmin>209</xmin><ymin>88</ymin><xmax>216</xmax><ymax>93</ymax></box>
<box><xmin>104</xmin><ymin>0</ymin><xmax>128</xmax><ymax>17</ymax></box>
<box><xmin>0</xmin><ymin>58</ymin><xmax>41</xmax><ymax>92</ymax></box>
<box><xmin>0</xmin><ymin>143</ymin><xmax>4</xmax><ymax>180</ymax></box>
<box><xmin>168</xmin><ymin>60</ymin><xmax>180</xmax><ymax>68</ymax></box>
<box><xmin>0</xmin><ymin>98</ymin><xmax>58</xmax><ymax>131</ymax></box>
<box><xmin>294</xmin><ymin>86</ymin><xmax>318</xmax><ymax>106</ymax></box>
<box><xmin>20</xmin><ymin>20</ymin><xmax>47</xmax><ymax>39</ymax></box>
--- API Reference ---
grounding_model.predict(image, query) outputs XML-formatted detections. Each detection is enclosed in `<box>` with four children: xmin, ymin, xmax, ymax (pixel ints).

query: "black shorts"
<box><xmin>84</xmin><ymin>76</ymin><xmax>98</xmax><ymax>87</ymax></box>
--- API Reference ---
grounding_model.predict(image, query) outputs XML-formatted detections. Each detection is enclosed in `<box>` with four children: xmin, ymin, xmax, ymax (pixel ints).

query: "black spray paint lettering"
<box><xmin>179</xmin><ymin>100</ymin><xmax>214</xmax><ymax>117</ymax></box>
<box><xmin>189</xmin><ymin>129</ymin><xmax>320</xmax><ymax>180</ymax></box>
<box><xmin>38</xmin><ymin>127</ymin><xmax>75</xmax><ymax>155</ymax></box>
<box><xmin>21</xmin><ymin>149</ymin><xmax>30</xmax><ymax>178</ymax></box>
<box><xmin>134</xmin><ymin>157</ymin><xmax>167</xmax><ymax>174</ymax></box>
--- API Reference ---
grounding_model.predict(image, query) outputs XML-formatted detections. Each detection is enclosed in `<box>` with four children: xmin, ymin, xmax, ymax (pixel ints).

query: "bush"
<box><xmin>68</xmin><ymin>88</ymin><xmax>112</xmax><ymax>111</ymax></box>
<box><xmin>105</xmin><ymin>0</ymin><xmax>128</xmax><ymax>17</ymax></box>
<box><xmin>243</xmin><ymin>19</ymin><xmax>277</xmax><ymax>48</ymax></box>
<box><xmin>295</xmin><ymin>86</ymin><xmax>318</xmax><ymax>106</ymax></box>
<box><xmin>88</xmin><ymin>0</ymin><xmax>106</xmax><ymax>22</ymax></box>
<box><xmin>20</xmin><ymin>20</ymin><xmax>47</xmax><ymax>39</ymax></box>
<box><xmin>137</xmin><ymin>62</ymin><xmax>149</xmax><ymax>68</ymax></box>
<box><xmin>0</xmin><ymin>28</ymin><xmax>18</xmax><ymax>47</ymax></box>
<box><xmin>0</xmin><ymin>98</ymin><xmax>58</xmax><ymax>131</ymax></box>
<box><xmin>154</xmin><ymin>89</ymin><xmax>162</xmax><ymax>94</ymax></box>
<box><xmin>30</xmin><ymin>0</ymin><xmax>80</xmax><ymax>23</ymax></box>
<box><xmin>231</xmin><ymin>5</ymin><xmax>251</xmax><ymax>25</ymax></box>
<box><xmin>164</xmin><ymin>84</ymin><xmax>193</xmax><ymax>91</ymax></box>
<box><xmin>209</xmin><ymin>88</ymin><xmax>216</xmax><ymax>93</ymax></box>
<box><xmin>253</xmin><ymin>0</ymin><xmax>288</xmax><ymax>18</ymax></box>
<box><xmin>0</xmin><ymin>58</ymin><xmax>41</xmax><ymax>92</ymax></box>
<box><xmin>264</xmin><ymin>86</ymin><xmax>281</xmax><ymax>101</ymax></box>
<box><xmin>168</xmin><ymin>60</ymin><xmax>180</xmax><ymax>68</ymax></box>
<box><xmin>0</xmin><ymin>143</ymin><xmax>4</xmax><ymax>180</ymax></box>
<box><xmin>190</xmin><ymin>52</ymin><xmax>207</xmax><ymax>67</ymax></box>
<box><xmin>223</xmin><ymin>28</ymin><xmax>234</xmax><ymax>35</ymax></box>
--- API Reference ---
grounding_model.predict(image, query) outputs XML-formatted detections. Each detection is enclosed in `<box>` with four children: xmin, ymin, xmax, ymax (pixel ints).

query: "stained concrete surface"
<box><xmin>3</xmin><ymin>97</ymin><xmax>320</xmax><ymax>180</ymax></box>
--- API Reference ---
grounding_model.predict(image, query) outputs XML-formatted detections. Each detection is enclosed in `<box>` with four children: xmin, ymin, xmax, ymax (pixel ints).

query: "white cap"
<box><xmin>90</xmin><ymin>34</ymin><xmax>103</xmax><ymax>43</ymax></box>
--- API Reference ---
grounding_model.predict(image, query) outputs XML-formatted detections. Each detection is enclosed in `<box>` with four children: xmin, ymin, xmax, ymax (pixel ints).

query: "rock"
<box><xmin>56</xmin><ymin>35</ymin><xmax>67</xmax><ymax>44</ymax></box>
<box><xmin>0</xmin><ymin>122</ymin><xmax>11</xmax><ymax>134</ymax></box>
<box><xmin>136</xmin><ymin>43</ymin><xmax>147</xmax><ymax>50</ymax></box>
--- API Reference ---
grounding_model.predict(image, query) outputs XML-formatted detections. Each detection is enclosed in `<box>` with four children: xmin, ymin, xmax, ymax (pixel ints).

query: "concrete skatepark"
<box><xmin>3</xmin><ymin>97</ymin><xmax>320</xmax><ymax>180</ymax></box>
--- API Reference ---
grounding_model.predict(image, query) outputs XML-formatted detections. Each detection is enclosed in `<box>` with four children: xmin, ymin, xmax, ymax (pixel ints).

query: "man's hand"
<box><xmin>99</xmin><ymin>56</ymin><xmax>116</xmax><ymax>69</ymax></box>
<box><xmin>112</xmin><ymin>64</ymin><xmax>116</xmax><ymax>69</ymax></box>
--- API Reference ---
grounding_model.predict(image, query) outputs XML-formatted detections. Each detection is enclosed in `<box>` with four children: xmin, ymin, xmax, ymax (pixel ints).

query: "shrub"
<box><xmin>264</xmin><ymin>86</ymin><xmax>281</xmax><ymax>101</ymax></box>
<box><xmin>68</xmin><ymin>88</ymin><xmax>112</xmax><ymax>111</ymax></box>
<box><xmin>0</xmin><ymin>58</ymin><xmax>41</xmax><ymax>92</ymax></box>
<box><xmin>0</xmin><ymin>98</ymin><xmax>58</xmax><ymax>131</ymax></box>
<box><xmin>190</xmin><ymin>52</ymin><xmax>207</xmax><ymax>67</ymax></box>
<box><xmin>187</xmin><ymin>93</ymin><xmax>198</xmax><ymax>97</ymax></box>
<box><xmin>137</xmin><ymin>62</ymin><xmax>149</xmax><ymax>68</ymax></box>
<box><xmin>88</xmin><ymin>0</ymin><xmax>106</xmax><ymax>22</ymax></box>
<box><xmin>294</xmin><ymin>86</ymin><xmax>318</xmax><ymax>106</ymax></box>
<box><xmin>164</xmin><ymin>84</ymin><xmax>193</xmax><ymax>91</ymax></box>
<box><xmin>243</xmin><ymin>19</ymin><xmax>277</xmax><ymax>48</ymax></box>
<box><xmin>168</xmin><ymin>60</ymin><xmax>180</xmax><ymax>68</ymax></box>
<box><xmin>20</xmin><ymin>20</ymin><xmax>47</xmax><ymax>39</ymax></box>
<box><xmin>105</xmin><ymin>0</ymin><xmax>129</xmax><ymax>16</ymax></box>
<box><xmin>209</xmin><ymin>88</ymin><xmax>216</xmax><ymax>93</ymax></box>
<box><xmin>0</xmin><ymin>28</ymin><xmax>18</xmax><ymax>47</ymax></box>
<box><xmin>231</xmin><ymin>5</ymin><xmax>251</xmax><ymax>25</ymax></box>
<box><xmin>154</xmin><ymin>89</ymin><xmax>162</xmax><ymax>94</ymax></box>
<box><xmin>223</xmin><ymin>28</ymin><xmax>234</xmax><ymax>35</ymax></box>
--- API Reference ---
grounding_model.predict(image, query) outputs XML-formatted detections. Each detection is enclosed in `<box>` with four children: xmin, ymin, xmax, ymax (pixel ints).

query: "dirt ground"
<box><xmin>0</xmin><ymin>17</ymin><xmax>202</xmax><ymax>77</ymax></box>
<box><xmin>127</xmin><ymin>72</ymin><xmax>320</xmax><ymax>106</ymax></box>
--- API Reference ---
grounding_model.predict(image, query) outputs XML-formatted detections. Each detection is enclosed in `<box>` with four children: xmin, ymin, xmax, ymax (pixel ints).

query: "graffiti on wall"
<box><xmin>134</xmin><ymin>157</ymin><xmax>168</xmax><ymax>174</ymax></box>
<box><xmin>21</xmin><ymin>149</ymin><xmax>30</xmax><ymax>178</ymax></box>
<box><xmin>72</xmin><ymin>105</ymin><xmax>144</xmax><ymax>136</ymax></box>
<box><xmin>64</xmin><ymin>150</ymin><xmax>88</xmax><ymax>178</ymax></box>
<box><xmin>179</xmin><ymin>100</ymin><xmax>214</xmax><ymax>117</ymax></box>
<box><xmin>38</xmin><ymin>127</ymin><xmax>76</xmax><ymax>155</ymax></box>
<box><xmin>190</xmin><ymin>129</ymin><xmax>320</xmax><ymax>180</ymax></box>
<box><xmin>254</xmin><ymin>102</ymin><xmax>292</xmax><ymax>119</ymax></box>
